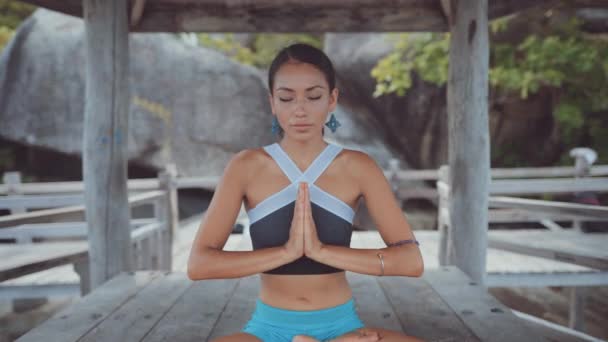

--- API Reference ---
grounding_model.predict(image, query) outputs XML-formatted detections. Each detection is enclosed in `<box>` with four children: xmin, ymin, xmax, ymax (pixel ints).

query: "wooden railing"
<box><xmin>436</xmin><ymin>163</ymin><xmax>608</xmax><ymax>332</ymax></box>
<box><xmin>2</xmin><ymin>161</ymin><xmax>606</xmax><ymax>288</ymax></box>
<box><xmin>436</xmin><ymin>165</ymin><xmax>608</xmax><ymax>264</ymax></box>
<box><xmin>0</xmin><ymin>165</ymin><xmax>179</xmax><ymax>299</ymax></box>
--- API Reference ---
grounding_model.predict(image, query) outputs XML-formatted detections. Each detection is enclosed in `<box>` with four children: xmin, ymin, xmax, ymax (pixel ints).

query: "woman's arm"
<box><xmin>187</xmin><ymin>150</ymin><xmax>295</xmax><ymax>280</ymax></box>
<box><xmin>309</xmin><ymin>151</ymin><xmax>424</xmax><ymax>277</ymax></box>
<box><xmin>310</xmin><ymin>244</ymin><xmax>422</xmax><ymax>277</ymax></box>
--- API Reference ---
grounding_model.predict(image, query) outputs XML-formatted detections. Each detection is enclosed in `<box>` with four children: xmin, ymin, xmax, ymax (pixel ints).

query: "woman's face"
<box><xmin>269</xmin><ymin>61</ymin><xmax>338</xmax><ymax>141</ymax></box>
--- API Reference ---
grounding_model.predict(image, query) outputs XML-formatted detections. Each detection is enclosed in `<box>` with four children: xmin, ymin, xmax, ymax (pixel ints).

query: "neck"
<box><xmin>278</xmin><ymin>137</ymin><xmax>328</xmax><ymax>164</ymax></box>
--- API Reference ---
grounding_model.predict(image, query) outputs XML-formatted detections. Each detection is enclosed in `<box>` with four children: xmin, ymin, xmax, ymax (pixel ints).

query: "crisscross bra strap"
<box><xmin>263</xmin><ymin>143</ymin><xmax>342</xmax><ymax>184</ymax></box>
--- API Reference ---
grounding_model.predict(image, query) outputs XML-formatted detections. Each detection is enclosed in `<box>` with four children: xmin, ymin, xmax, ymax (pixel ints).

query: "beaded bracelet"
<box><xmin>376</xmin><ymin>252</ymin><xmax>385</xmax><ymax>277</ymax></box>
<box><xmin>387</xmin><ymin>239</ymin><xmax>420</xmax><ymax>247</ymax></box>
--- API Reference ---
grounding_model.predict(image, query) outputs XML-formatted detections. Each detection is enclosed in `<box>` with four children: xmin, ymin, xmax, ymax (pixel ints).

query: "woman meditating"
<box><xmin>187</xmin><ymin>43</ymin><xmax>424</xmax><ymax>342</ymax></box>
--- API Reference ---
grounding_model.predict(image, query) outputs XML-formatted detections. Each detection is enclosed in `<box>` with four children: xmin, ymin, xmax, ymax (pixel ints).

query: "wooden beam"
<box><xmin>446</xmin><ymin>0</ymin><xmax>490</xmax><ymax>285</ymax></box>
<box><xmin>82</xmin><ymin>0</ymin><xmax>132</xmax><ymax>289</ymax></box>
<box><xmin>19</xmin><ymin>0</ymin><xmax>81</xmax><ymax>17</ymax></box>
<box><xmin>440</xmin><ymin>0</ymin><xmax>452</xmax><ymax>27</ymax></box>
<box><xmin>130</xmin><ymin>0</ymin><xmax>147</xmax><ymax>28</ymax></box>
<box><xmin>18</xmin><ymin>0</ymin><xmax>576</xmax><ymax>32</ymax></box>
<box><xmin>136</xmin><ymin>0</ymin><xmax>446</xmax><ymax>32</ymax></box>
<box><xmin>488</xmin><ymin>196</ymin><xmax>608</xmax><ymax>220</ymax></box>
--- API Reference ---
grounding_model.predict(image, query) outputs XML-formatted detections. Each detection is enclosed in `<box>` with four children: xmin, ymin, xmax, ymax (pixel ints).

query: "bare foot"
<box><xmin>328</xmin><ymin>329</ymin><xmax>381</xmax><ymax>341</ymax></box>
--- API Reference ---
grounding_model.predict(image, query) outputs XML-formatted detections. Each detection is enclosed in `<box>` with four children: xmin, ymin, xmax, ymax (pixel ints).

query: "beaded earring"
<box><xmin>271</xmin><ymin>116</ymin><xmax>281</xmax><ymax>135</ymax></box>
<box><xmin>324</xmin><ymin>113</ymin><xmax>341</xmax><ymax>133</ymax></box>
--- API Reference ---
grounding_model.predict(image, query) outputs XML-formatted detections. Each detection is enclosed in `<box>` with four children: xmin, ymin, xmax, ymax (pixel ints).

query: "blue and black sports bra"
<box><xmin>246</xmin><ymin>142</ymin><xmax>356</xmax><ymax>275</ymax></box>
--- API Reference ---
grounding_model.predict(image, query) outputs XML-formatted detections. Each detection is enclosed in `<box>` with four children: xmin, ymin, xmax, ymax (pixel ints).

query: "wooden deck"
<box><xmin>8</xmin><ymin>213</ymin><xmax>607</xmax><ymax>341</ymax></box>
<box><xmin>17</xmin><ymin>266</ymin><xmax>549</xmax><ymax>342</ymax></box>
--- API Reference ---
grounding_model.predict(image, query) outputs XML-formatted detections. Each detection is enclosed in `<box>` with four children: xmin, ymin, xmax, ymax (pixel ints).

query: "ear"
<box><xmin>328</xmin><ymin>88</ymin><xmax>339</xmax><ymax>112</ymax></box>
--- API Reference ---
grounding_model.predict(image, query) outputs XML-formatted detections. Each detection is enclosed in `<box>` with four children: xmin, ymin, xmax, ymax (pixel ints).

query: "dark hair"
<box><xmin>268</xmin><ymin>43</ymin><xmax>336</xmax><ymax>137</ymax></box>
<box><xmin>268</xmin><ymin>43</ymin><xmax>336</xmax><ymax>95</ymax></box>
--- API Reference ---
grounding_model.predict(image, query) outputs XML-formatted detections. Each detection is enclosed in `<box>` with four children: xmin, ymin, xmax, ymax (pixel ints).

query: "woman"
<box><xmin>187</xmin><ymin>43</ymin><xmax>424</xmax><ymax>342</ymax></box>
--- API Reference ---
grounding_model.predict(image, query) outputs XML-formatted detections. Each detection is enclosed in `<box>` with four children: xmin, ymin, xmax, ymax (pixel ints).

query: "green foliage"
<box><xmin>197</xmin><ymin>33</ymin><xmax>323</xmax><ymax>68</ymax></box>
<box><xmin>0</xmin><ymin>25</ymin><xmax>13</xmax><ymax>49</ymax></box>
<box><xmin>371</xmin><ymin>13</ymin><xmax>608</xmax><ymax>166</ymax></box>
<box><xmin>0</xmin><ymin>0</ymin><xmax>35</xmax><ymax>52</ymax></box>
<box><xmin>0</xmin><ymin>0</ymin><xmax>35</xmax><ymax>29</ymax></box>
<box><xmin>371</xmin><ymin>33</ymin><xmax>448</xmax><ymax>97</ymax></box>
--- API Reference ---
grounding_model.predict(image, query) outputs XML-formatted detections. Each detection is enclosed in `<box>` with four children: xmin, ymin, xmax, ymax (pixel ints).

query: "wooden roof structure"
<box><xmin>16</xmin><ymin>0</ymin><xmax>593</xmax><ymax>290</ymax></box>
<box><xmin>18</xmin><ymin>0</ymin><xmax>589</xmax><ymax>32</ymax></box>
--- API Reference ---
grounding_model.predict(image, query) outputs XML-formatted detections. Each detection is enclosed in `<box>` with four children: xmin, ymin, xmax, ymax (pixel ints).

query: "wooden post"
<box><xmin>570</xmin><ymin>147</ymin><xmax>597</xmax><ymax>232</ymax></box>
<box><xmin>3</xmin><ymin>172</ymin><xmax>25</xmax><ymax>214</ymax></box>
<box><xmin>437</xmin><ymin>165</ymin><xmax>450</xmax><ymax>266</ymax></box>
<box><xmin>447</xmin><ymin>0</ymin><xmax>490</xmax><ymax>286</ymax></box>
<box><xmin>158</xmin><ymin>163</ymin><xmax>179</xmax><ymax>271</ymax></box>
<box><xmin>387</xmin><ymin>158</ymin><xmax>403</xmax><ymax>210</ymax></box>
<box><xmin>569</xmin><ymin>287</ymin><xmax>587</xmax><ymax>332</ymax></box>
<box><xmin>387</xmin><ymin>158</ymin><xmax>400</xmax><ymax>192</ymax></box>
<box><xmin>73</xmin><ymin>257</ymin><xmax>91</xmax><ymax>295</ymax></box>
<box><xmin>82</xmin><ymin>0</ymin><xmax>132</xmax><ymax>289</ymax></box>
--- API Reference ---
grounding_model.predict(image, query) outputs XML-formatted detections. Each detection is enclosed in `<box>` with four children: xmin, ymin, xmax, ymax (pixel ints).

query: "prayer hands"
<box><xmin>284</xmin><ymin>182</ymin><xmax>324</xmax><ymax>261</ymax></box>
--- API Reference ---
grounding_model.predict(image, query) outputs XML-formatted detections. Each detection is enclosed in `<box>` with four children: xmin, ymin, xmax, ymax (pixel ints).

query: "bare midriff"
<box><xmin>258</xmin><ymin>272</ymin><xmax>352</xmax><ymax>310</ymax></box>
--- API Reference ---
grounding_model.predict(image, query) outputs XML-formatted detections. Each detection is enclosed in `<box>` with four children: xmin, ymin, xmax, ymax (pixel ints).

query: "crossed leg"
<box><xmin>211</xmin><ymin>327</ymin><xmax>424</xmax><ymax>342</ymax></box>
<box><xmin>293</xmin><ymin>327</ymin><xmax>424</xmax><ymax>342</ymax></box>
<box><xmin>211</xmin><ymin>332</ymin><xmax>262</xmax><ymax>341</ymax></box>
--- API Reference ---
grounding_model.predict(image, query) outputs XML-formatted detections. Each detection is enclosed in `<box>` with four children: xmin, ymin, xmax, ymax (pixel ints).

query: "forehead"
<box><xmin>273</xmin><ymin>62</ymin><xmax>327</xmax><ymax>90</ymax></box>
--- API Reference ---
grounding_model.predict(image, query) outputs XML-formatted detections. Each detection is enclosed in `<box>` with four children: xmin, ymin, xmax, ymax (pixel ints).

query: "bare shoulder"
<box><xmin>224</xmin><ymin>146</ymin><xmax>269</xmax><ymax>185</ymax></box>
<box><xmin>337</xmin><ymin>148</ymin><xmax>382</xmax><ymax>180</ymax></box>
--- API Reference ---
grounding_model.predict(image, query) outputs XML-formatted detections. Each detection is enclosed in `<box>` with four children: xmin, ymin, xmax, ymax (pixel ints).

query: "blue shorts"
<box><xmin>242</xmin><ymin>298</ymin><xmax>365</xmax><ymax>341</ymax></box>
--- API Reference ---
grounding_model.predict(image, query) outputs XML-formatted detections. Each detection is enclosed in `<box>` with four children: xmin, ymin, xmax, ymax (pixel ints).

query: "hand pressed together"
<box><xmin>283</xmin><ymin>182</ymin><xmax>324</xmax><ymax>261</ymax></box>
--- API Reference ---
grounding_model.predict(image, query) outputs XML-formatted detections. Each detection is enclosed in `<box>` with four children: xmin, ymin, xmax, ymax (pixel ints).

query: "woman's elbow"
<box><xmin>187</xmin><ymin>250</ymin><xmax>215</xmax><ymax>280</ymax></box>
<box><xmin>402</xmin><ymin>253</ymin><xmax>424</xmax><ymax>277</ymax></box>
<box><xmin>412</xmin><ymin>259</ymin><xmax>424</xmax><ymax>277</ymax></box>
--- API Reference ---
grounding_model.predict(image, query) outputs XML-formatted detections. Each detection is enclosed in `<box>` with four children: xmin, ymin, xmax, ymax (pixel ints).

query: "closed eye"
<box><xmin>279</xmin><ymin>96</ymin><xmax>322</xmax><ymax>102</ymax></box>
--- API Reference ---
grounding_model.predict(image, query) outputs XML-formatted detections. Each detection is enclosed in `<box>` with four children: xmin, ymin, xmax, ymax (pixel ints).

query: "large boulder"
<box><xmin>0</xmin><ymin>9</ymin><xmax>399</xmax><ymax>180</ymax></box>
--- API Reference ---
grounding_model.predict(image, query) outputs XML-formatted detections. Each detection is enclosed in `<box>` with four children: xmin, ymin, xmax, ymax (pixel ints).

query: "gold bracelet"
<box><xmin>377</xmin><ymin>252</ymin><xmax>384</xmax><ymax>276</ymax></box>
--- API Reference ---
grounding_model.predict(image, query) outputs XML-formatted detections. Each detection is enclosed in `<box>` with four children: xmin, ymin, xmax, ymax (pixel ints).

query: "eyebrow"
<box><xmin>276</xmin><ymin>85</ymin><xmax>325</xmax><ymax>92</ymax></box>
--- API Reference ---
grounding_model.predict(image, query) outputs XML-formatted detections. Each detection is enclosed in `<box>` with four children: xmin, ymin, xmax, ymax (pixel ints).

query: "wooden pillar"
<box><xmin>446</xmin><ymin>0</ymin><xmax>490</xmax><ymax>285</ymax></box>
<box><xmin>3</xmin><ymin>172</ymin><xmax>25</xmax><ymax>214</ymax></box>
<box><xmin>437</xmin><ymin>165</ymin><xmax>450</xmax><ymax>266</ymax></box>
<box><xmin>569</xmin><ymin>287</ymin><xmax>587</xmax><ymax>331</ymax></box>
<box><xmin>82</xmin><ymin>0</ymin><xmax>132</xmax><ymax>289</ymax></box>
<box><xmin>158</xmin><ymin>164</ymin><xmax>179</xmax><ymax>271</ymax></box>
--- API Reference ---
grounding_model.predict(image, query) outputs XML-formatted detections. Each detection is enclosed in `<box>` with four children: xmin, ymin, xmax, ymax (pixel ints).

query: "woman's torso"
<box><xmin>242</xmin><ymin>143</ymin><xmax>361</xmax><ymax>310</ymax></box>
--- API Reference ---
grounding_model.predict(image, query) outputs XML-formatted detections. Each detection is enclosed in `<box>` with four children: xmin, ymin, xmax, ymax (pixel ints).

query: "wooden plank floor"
<box><xmin>9</xmin><ymin>212</ymin><xmax>601</xmax><ymax>341</ymax></box>
<box><xmin>19</xmin><ymin>267</ymin><xmax>553</xmax><ymax>342</ymax></box>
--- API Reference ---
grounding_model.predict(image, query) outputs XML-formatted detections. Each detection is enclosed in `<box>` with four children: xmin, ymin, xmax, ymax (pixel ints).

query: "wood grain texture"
<box><xmin>378</xmin><ymin>273</ymin><xmax>480</xmax><ymax>341</ymax></box>
<box><xmin>0</xmin><ymin>242</ymin><xmax>88</xmax><ymax>282</ymax></box>
<box><xmin>424</xmin><ymin>267</ymin><xmax>545</xmax><ymax>342</ymax></box>
<box><xmin>82</xmin><ymin>0</ymin><xmax>133</xmax><ymax>288</ymax></box>
<box><xmin>17</xmin><ymin>0</ymin><xmax>566</xmax><ymax>32</ymax></box>
<box><xmin>446</xmin><ymin>0</ymin><xmax>490</xmax><ymax>285</ymax></box>
<box><xmin>78</xmin><ymin>272</ymin><xmax>192</xmax><ymax>341</ymax></box>
<box><xmin>487</xmin><ymin>230</ymin><xmax>608</xmax><ymax>270</ymax></box>
<box><xmin>16</xmin><ymin>271</ymin><xmax>162</xmax><ymax>342</ymax></box>
<box><xmin>16</xmin><ymin>268</ymin><xmax>557</xmax><ymax>341</ymax></box>
<box><xmin>142</xmin><ymin>278</ymin><xmax>239</xmax><ymax>341</ymax></box>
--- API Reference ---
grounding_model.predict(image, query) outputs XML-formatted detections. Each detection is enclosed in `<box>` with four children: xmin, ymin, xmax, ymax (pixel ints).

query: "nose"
<box><xmin>294</xmin><ymin>100</ymin><xmax>306</xmax><ymax>116</ymax></box>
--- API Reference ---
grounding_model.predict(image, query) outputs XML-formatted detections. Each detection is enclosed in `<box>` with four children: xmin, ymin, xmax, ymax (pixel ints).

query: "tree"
<box><xmin>371</xmin><ymin>5</ymin><xmax>608</xmax><ymax>165</ymax></box>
